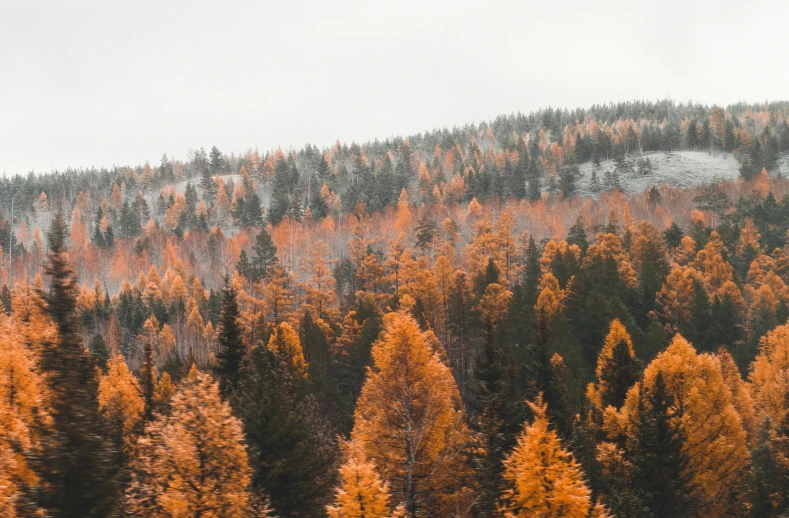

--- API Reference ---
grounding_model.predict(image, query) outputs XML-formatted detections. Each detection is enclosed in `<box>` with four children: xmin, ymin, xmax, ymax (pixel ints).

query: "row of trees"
<box><xmin>3</xmin><ymin>101</ymin><xmax>788</xmax><ymax>243</ymax></box>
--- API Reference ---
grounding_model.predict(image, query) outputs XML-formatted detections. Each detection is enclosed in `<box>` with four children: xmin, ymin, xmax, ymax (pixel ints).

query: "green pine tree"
<box><xmin>233</xmin><ymin>343</ymin><xmax>336</xmax><ymax>518</ymax></box>
<box><xmin>526</xmin><ymin>159</ymin><xmax>541</xmax><ymax>202</ymax></box>
<box><xmin>91</xmin><ymin>206</ymin><xmax>105</xmax><ymax>248</ymax></box>
<box><xmin>104</xmin><ymin>225</ymin><xmax>115</xmax><ymax>250</ymax></box>
<box><xmin>214</xmin><ymin>277</ymin><xmax>246</xmax><ymax>398</ymax></box>
<box><xmin>200</xmin><ymin>146</ymin><xmax>221</xmax><ymax>205</ymax></box>
<box><xmin>251</xmin><ymin>227</ymin><xmax>279</xmax><ymax>282</ymax></box>
<box><xmin>472</xmin><ymin>331</ymin><xmax>522</xmax><ymax>516</ymax></box>
<box><xmin>567</xmin><ymin>217</ymin><xmax>589</xmax><ymax>253</ymax></box>
<box><xmin>631</xmin><ymin>372</ymin><xmax>693</xmax><ymax>518</ymax></box>
<box><xmin>89</xmin><ymin>333</ymin><xmax>110</xmax><ymax>372</ymax></box>
<box><xmin>244</xmin><ymin>191</ymin><xmax>265</xmax><ymax>228</ymax></box>
<box><xmin>141</xmin><ymin>324</ymin><xmax>156</xmax><ymax>422</ymax></box>
<box><xmin>236</xmin><ymin>250</ymin><xmax>253</xmax><ymax>282</ymax></box>
<box><xmin>36</xmin><ymin>212</ymin><xmax>118</xmax><ymax>516</ymax></box>
<box><xmin>599</xmin><ymin>340</ymin><xmax>643</xmax><ymax>409</ymax></box>
<box><xmin>414</xmin><ymin>213</ymin><xmax>437</xmax><ymax>253</ymax></box>
<box><xmin>748</xmin><ymin>416</ymin><xmax>789</xmax><ymax>517</ymax></box>
<box><xmin>269</xmin><ymin>157</ymin><xmax>295</xmax><ymax>224</ymax></box>
<box><xmin>683</xmin><ymin>279</ymin><xmax>712</xmax><ymax>352</ymax></box>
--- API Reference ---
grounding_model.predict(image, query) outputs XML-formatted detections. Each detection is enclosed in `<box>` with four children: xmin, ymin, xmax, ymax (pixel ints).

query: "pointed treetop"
<box><xmin>501</xmin><ymin>393</ymin><xmax>592</xmax><ymax>518</ymax></box>
<box><xmin>596</xmin><ymin>318</ymin><xmax>635</xmax><ymax>379</ymax></box>
<box><xmin>187</xmin><ymin>363</ymin><xmax>199</xmax><ymax>381</ymax></box>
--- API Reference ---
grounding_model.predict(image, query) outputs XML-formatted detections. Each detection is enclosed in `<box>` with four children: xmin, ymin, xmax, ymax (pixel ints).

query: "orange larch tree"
<box><xmin>351</xmin><ymin>312</ymin><xmax>473</xmax><ymax>517</ymax></box>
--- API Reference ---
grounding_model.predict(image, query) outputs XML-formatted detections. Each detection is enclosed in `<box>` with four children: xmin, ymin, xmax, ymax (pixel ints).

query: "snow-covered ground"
<box><xmin>777</xmin><ymin>154</ymin><xmax>789</xmax><ymax>177</ymax></box>
<box><xmin>575</xmin><ymin>151</ymin><xmax>742</xmax><ymax>197</ymax></box>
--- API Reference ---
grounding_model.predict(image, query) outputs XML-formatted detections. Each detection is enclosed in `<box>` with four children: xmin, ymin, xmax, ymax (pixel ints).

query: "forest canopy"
<box><xmin>1</xmin><ymin>100</ymin><xmax>789</xmax><ymax>516</ymax></box>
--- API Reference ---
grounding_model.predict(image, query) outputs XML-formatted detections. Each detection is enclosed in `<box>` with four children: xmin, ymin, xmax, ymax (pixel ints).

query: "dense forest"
<box><xmin>2</xmin><ymin>99</ymin><xmax>789</xmax><ymax>517</ymax></box>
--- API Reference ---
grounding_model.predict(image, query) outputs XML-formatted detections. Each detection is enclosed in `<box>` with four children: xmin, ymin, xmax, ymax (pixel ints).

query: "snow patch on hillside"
<box><xmin>575</xmin><ymin>151</ymin><xmax>741</xmax><ymax>197</ymax></box>
<box><xmin>777</xmin><ymin>154</ymin><xmax>789</xmax><ymax>177</ymax></box>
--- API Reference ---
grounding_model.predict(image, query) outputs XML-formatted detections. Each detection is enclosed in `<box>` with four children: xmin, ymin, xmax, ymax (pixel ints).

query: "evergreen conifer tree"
<box><xmin>245</xmin><ymin>190</ymin><xmax>265</xmax><ymax>227</ymax></box>
<box><xmin>90</xmin><ymin>333</ymin><xmax>110</xmax><ymax>372</ymax></box>
<box><xmin>526</xmin><ymin>159</ymin><xmax>541</xmax><ymax>202</ymax></box>
<box><xmin>140</xmin><ymin>319</ymin><xmax>157</xmax><ymax>422</ymax></box>
<box><xmin>236</xmin><ymin>250</ymin><xmax>253</xmax><ymax>281</ymax></box>
<box><xmin>200</xmin><ymin>146</ymin><xmax>220</xmax><ymax>205</ymax></box>
<box><xmin>599</xmin><ymin>340</ymin><xmax>642</xmax><ymax>409</ymax></box>
<box><xmin>233</xmin><ymin>343</ymin><xmax>336</xmax><ymax>518</ymax></box>
<box><xmin>567</xmin><ymin>217</ymin><xmax>589</xmax><ymax>253</ymax></box>
<box><xmin>252</xmin><ymin>227</ymin><xmax>279</xmax><ymax>282</ymax></box>
<box><xmin>269</xmin><ymin>157</ymin><xmax>295</xmax><ymax>224</ymax></box>
<box><xmin>631</xmin><ymin>372</ymin><xmax>693</xmax><ymax>517</ymax></box>
<box><xmin>104</xmin><ymin>225</ymin><xmax>115</xmax><ymax>250</ymax></box>
<box><xmin>37</xmin><ymin>212</ymin><xmax>118</xmax><ymax>515</ymax></box>
<box><xmin>214</xmin><ymin>277</ymin><xmax>245</xmax><ymax>397</ymax></box>
<box><xmin>92</xmin><ymin>206</ymin><xmax>105</xmax><ymax>248</ymax></box>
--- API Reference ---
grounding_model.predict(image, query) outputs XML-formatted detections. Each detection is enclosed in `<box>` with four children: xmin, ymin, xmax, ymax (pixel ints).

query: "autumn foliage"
<box><xmin>1</xmin><ymin>100</ymin><xmax>789</xmax><ymax>516</ymax></box>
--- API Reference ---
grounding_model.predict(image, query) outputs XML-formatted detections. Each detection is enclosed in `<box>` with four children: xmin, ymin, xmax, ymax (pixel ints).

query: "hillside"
<box><xmin>4</xmin><ymin>100</ymin><xmax>789</xmax><ymax>517</ymax></box>
<box><xmin>1</xmin><ymin>99</ymin><xmax>788</xmax><ymax>227</ymax></box>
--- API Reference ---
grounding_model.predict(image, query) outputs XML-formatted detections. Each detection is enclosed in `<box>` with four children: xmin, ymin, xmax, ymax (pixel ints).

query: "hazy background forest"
<box><xmin>3</xmin><ymin>1</ymin><xmax>789</xmax><ymax>517</ymax></box>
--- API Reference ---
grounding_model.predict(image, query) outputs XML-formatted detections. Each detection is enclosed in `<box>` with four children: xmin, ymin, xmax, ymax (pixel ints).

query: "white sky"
<box><xmin>1</xmin><ymin>0</ymin><xmax>787</xmax><ymax>175</ymax></box>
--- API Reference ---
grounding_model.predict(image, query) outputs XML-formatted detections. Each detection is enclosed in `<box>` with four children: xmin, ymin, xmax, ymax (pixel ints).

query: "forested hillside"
<box><xmin>2</xmin><ymin>100</ymin><xmax>789</xmax><ymax>517</ymax></box>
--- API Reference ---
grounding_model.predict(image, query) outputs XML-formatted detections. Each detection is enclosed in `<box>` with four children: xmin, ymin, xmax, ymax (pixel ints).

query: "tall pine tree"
<box><xmin>37</xmin><ymin>212</ymin><xmax>118</xmax><ymax>516</ymax></box>
<box><xmin>214</xmin><ymin>277</ymin><xmax>245</xmax><ymax>398</ymax></box>
<box><xmin>233</xmin><ymin>343</ymin><xmax>336</xmax><ymax>518</ymax></box>
<box><xmin>631</xmin><ymin>372</ymin><xmax>693</xmax><ymax>517</ymax></box>
<box><xmin>252</xmin><ymin>227</ymin><xmax>279</xmax><ymax>282</ymax></box>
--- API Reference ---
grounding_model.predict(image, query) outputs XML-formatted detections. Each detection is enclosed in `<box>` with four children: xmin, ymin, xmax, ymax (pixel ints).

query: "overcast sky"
<box><xmin>1</xmin><ymin>0</ymin><xmax>787</xmax><ymax>175</ymax></box>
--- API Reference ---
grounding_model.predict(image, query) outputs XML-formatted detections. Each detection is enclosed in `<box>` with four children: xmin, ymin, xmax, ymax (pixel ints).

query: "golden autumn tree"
<box><xmin>500</xmin><ymin>395</ymin><xmax>593</xmax><ymax>518</ymax></box>
<box><xmin>126</xmin><ymin>365</ymin><xmax>254</xmax><ymax>517</ymax></box>
<box><xmin>258</xmin><ymin>265</ymin><xmax>294</xmax><ymax>325</ymax></box>
<box><xmin>655</xmin><ymin>265</ymin><xmax>698</xmax><ymax>330</ymax></box>
<box><xmin>0</xmin><ymin>441</ymin><xmax>21</xmax><ymax>517</ymax></box>
<box><xmin>463</xmin><ymin>212</ymin><xmax>523</xmax><ymax>285</ymax></box>
<box><xmin>98</xmin><ymin>356</ymin><xmax>144</xmax><ymax>461</ymax></box>
<box><xmin>587</xmin><ymin>318</ymin><xmax>641</xmax><ymax>413</ymax></box>
<box><xmin>216</xmin><ymin>183</ymin><xmax>232</xmax><ymax>226</ymax></box>
<box><xmin>604</xmin><ymin>334</ymin><xmax>750</xmax><ymax>514</ymax></box>
<box><xmin>747</xmin><ymin>323</ymin><xmax>789</xmax><ymax>515</ymax></box>
<box><xmin>300</xmin><ymin>239</ymin><xmax>338</xmax><ymax>322</ymax></box>
<box><xmin>351</xmin><ymin>312</ymin><xmax>472</xmax><ymax>517</ymax></box>
<box><xmin>466</xmin><ymin>197</ymin><xmax>482</xmax><ymax>219</ymax></box>
<box><xmin>535</xmin><ymin>283</ymin><xmax>560</xmax><ymax>343</ymax></box>
<box><xmin>750</xmin><ymin>322</ymin><xmax>789</xmax><ymax>426</ymax></box>
<box><xmin>673</xmin><ymin>236</ymin><xmax>697</xmax><ymax>266</ymax></box>
<box><xmin>139</xmin><ymin>316</ymin><xmax>159</xmax><ymax>420</ymax></box>
<box><xmin>70</xmin><ymin>207</ymin><xmax>89</xmax><ymax>252</ymax></box>
<box><xmin>737</xmin><ymin>218</ymin><xmax>762</xmax><ymax>257</ymax></box>
<box><xmin>153</xmin><ymin>372</ymin><xmax>175</xmax><ymax>414</ymax></box>
<box><xmin>692</xmin><ymin>230</ymin><xmax>734</xmax><ymax>296</ymax></box>
<box><xmin>267</xmin><ymin>321</ymin><xmax>308</xmax><ymax>379</ymax></box>
<box><xmin>477</xmin><ymin>282</ymin><xmax>512</xmax><ymax>346</ymax></box>
<box><xmin>394</xmin><ymin>189</ymin><xmax>413</xmax><ymax>235</ymax></box>
<box><xmin>583</xmin><ymin>232</ymin><xmax>638</xmax><ymax>289</ymax></box>
<box><xmin>326</xmin><ymin>445</ymin><xmax>404</xmax><ymax>518</ymax></box>
<box><xmin>0</xmin><ymin>313</ymin><xmax>50</xmax><ymax>516</ymax></box>
<box><xmin>157</xmin><ymin>323</ymin><xmax>176</xmax><ymax>364</ymax></box>
<box><xmin>717</xmin><ymin>347</ymin><xmax>757</xmax><ymax>441</ymax></box>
